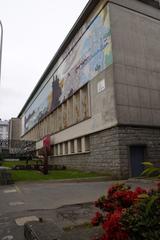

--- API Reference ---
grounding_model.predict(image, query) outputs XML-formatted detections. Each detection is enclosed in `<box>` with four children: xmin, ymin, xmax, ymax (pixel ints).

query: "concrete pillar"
<box><xmin>74</xmin><ymin>139</ymin><xmax>78</xmax><ymax>153</ymax></box>
<box><xmin>68</xmin><ymin>141</ymin><xmax>71</xmax><ymax>154</ymax></box>
<box><xmin>81</xmin><ymin>137</ymin><xmax>85</xmax><ymax>152</ymax></box>
<box><xmin>62</xmin><ymin>143</ymin><xmax>65</xmax><ymax>155</ymax></box>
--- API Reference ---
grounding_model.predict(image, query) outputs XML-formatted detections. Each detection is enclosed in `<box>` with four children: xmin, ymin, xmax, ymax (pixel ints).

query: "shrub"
<box><xmin>142</xmin><ymin>162</ymin><xmax>160</xmax><ymax>178</ymax></box>
<box><xmin>91</xmin><ymin>183</ymin><xmax>160</xmax><ymax>240</ymax></box>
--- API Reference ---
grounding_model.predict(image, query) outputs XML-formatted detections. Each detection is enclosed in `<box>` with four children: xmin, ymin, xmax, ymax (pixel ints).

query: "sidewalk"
<box><xmin>24</xmin><ymin>202</ymin><xmax>103</xmax><ymax>240</ymax></box>
<box><xmin>24</xmin><ymin>178</ymin><xmax>159</xmax><ymax>240</ymax></box>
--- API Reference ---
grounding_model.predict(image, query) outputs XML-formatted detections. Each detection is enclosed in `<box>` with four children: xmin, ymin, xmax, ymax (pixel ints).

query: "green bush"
<box><xmin>91</xmin><ymin>183</ymin><xmax>160</xmax><ymax>240</ymax></box>
<box><xmin>121</xmin><ymin>186</ymin><xmax>160</xmax><ymax>240</ymax></box>
<box><xmin>142</xmin><ymin>162</ymin><xmax>160</xmax><ymax>178</ymax></box>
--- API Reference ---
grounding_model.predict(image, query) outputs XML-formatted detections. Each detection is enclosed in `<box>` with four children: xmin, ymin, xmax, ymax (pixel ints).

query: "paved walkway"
<box><xmin>0</xmin><ymin>179</ymin><xmax>158</xmax><ymax>240</ymax></box>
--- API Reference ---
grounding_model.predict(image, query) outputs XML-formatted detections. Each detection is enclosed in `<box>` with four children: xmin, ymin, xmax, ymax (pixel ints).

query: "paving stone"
<box><xmin>24</xmin><ymin>220</ymin><xmax>103</xmax><ymax>240</ymax></box>
<box><xmin>15</xmin><ymin>216</ymin><xmax>39</xmax><ymax>226</ymax></box>
<box><xmin>24</xmin><ymin>220</ymin><xmax>63</xmax><ymax>240</ymax></box>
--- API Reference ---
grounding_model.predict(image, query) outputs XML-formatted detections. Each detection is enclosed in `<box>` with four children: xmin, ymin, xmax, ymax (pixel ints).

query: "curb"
<box><xmin>16</xmin><ymin>176</ymin><xmax>112</xmax><ymax>185</ymax></box>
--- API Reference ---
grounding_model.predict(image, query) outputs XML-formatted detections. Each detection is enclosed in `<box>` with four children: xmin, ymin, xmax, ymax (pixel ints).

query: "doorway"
<box><xmin>130</xmin><ymin>145</ymin><xmax>145</xmax><ymax>177</ymax></box>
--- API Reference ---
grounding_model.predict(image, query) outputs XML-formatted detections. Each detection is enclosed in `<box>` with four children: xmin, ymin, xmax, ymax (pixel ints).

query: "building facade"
<box><xmin>18</xmin><ymin>0</ymin><xmax>160</xmax><ymax>178</ymax></box>
<box><xmin>8</xmin><ymin>118</ymin><xmax>21</xmax><ymax>141</ymax></box>
<box><xmin>0</xmin><ymin>119</ymin><xmax>8</xmax><ymax>140</ymax></box>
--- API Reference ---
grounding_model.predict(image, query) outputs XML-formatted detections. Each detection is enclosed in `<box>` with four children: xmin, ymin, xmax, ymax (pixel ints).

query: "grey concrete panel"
<box><xmin>150</xmin><ymin>90</ymin><xmax>160</xmax><ymax>109</ymax></box>
<box><xmin>152</xmin><ymin>109</ymin><xmax>160</xmax><ymax>125</ymax></box>
<box><xmin>140</xmin><ymin>108</ymin><xmax>153</xmax><ymax>124</ymax></box>
<box><xmin>110</xmin><ymin>2</ymin><xmax>160</xmax><ymax>126</ymax></box>
<box><xmin>117</xmin><ymin>105</ymin><xmax>130</xmax><ymax>123</ymax></box>
<box><xmin>139</xmin><ymin>88</ymin><xmax>151</xmax><ymax>108</ymax></box>
<box><xmin>125</xmin><ymin>65</ymin><xmax>138</xmax><ymax>86</ymax></box>
<box><xmin>148</xmin><ymin>72</ymin><xmax>160</xmax><ymax>90</ymax></box>
<box><xmin>137</xmin><ymin>69</ymin><xmax>149</xmax><ymax>88</ymax></box>
<box><xmin>90</xmin><ymin>65</ymin><xmax>117</xmax><ymax>126</ymax></box>
<box><xmin>115</xmin><ymin>83</ymin><xmax>128</xmax><ymax>105</ymax></box>
<box><xmin>129</xmin><ymin>107</ymin><xmax>141</xmax><ymax>123</ymax></box>
<box><xmin>110</xmin><ymin>3</ymin><xmax>160</xmax><ymax>71</ymax></box>
<box><xmin>113</xmin><ymin>64</ymin><xmax>125</xmax><ymax>84</ymax></box>
<box><xmin>109</xmin><ymin>0</ymin><xmax>160</xmax><ymax>21</ymax></box>
<box><xmin>128</xmin><ymin>86</ymin><xmax>140</xmax><ymax>107</ymax></box>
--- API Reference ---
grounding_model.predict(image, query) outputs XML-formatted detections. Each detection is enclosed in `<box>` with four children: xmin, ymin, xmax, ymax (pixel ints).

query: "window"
<box><xmin>70</xmin><ymin>140</ymin><xmax>74</xmax><ymax>153</ymax></box>
<box><xmin>65</xmin><ymin>142</ymin><xmax>68</xmax><ymax>155</ymax></box>
<box><xmin>77</xmin><ymin>138</ymin><xmax>82</xmax><ymax>152</ymax></box>
<box><xmin>53</xmin><ymin>135</ymin><xmax>90</xmax><ymax>156</ymax></box>
<box><xmin>85</xmin><ymin>135</ymin><xmax>90</xmax><ymax>152</ymax></box>
<box><xmin>60</xmin><ymin>143</ymin><xmax>63</xmax><ymax>155</ymax></box>
<box><xmin>54</xmin><ymin>145</ymin><xmax>58</xmax><ymax>156</ymax></box>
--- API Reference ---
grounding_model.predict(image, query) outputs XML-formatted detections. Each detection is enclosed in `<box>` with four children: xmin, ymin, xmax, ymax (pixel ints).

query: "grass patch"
<box><xmin>2</xmin><ymin>160</ymin><xmax>109</xmax><ymax>182</ymax></box>
<box><xmin>9</xmin><ymin>169</ymin><xmax>107</xmax><ymax>182</ymax></box>
<box><xmin>2</xmin><ymin>160</ymin><xmax>37</xmax><ymax>168</ymax></box>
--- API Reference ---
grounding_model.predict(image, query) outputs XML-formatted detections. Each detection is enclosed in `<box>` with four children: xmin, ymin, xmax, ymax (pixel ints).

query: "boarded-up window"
<box><xmin>22</xmin><ymin>83</ymin><xmax>90</xmax><ymax>140</ymax></box>
<box><xmin>53</xmin><ymin>110</ymin><xmax>57</xmax><ymax>133</ymax></box>
<box><xmin>67</xmin><ymin>97</ymin><xmax>73</xmax><ymax>126</ymax></box>
<box><xmin>62</xmin><ymin>102</ymin><xmax>67</xmax><ymax>129</ymax></box>
<box><xmin>80</xmin><ymin>84</ymin><xmax>89</xmax><ymax>120</ymax></box>
<box><xmin>73</xmin><ymin>92</ymin><xmax>80</xmax><ymax>123</ymax></box>
<box><xmin>57</xmin><ymin>106</ymin><xmax>62</xmax><ymax>131</ymax></box>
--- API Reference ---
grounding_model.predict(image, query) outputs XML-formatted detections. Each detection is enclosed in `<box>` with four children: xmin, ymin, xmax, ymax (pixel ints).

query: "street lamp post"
<box><xmin>0</xmin><ymin>21</ymin><xmax>3</xmax><ymax>82</ymax></box>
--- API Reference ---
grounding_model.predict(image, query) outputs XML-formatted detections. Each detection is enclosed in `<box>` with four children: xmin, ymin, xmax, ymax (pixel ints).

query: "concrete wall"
<box><xmin>8</xmin><ymin>118</ymin><xmax>21</xmax><ymax>140</ymax></box>
<box><xmin>109</xmin><ymin>1</ymin><xmax>160</xmax><ymax>126</ymax></box>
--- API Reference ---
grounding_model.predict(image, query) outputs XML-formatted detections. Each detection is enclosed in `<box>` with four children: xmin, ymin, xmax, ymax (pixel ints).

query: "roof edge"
<box><xmin>18</xmin><ymin>0</ymin><xmax>100</xmax><ymax>117</ymax></box>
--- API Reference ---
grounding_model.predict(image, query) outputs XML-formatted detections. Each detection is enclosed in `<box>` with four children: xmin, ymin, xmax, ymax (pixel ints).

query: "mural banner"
<box><xmin>23</xmin><ymin>5</ymin><xmax>113</xmax><ymax>134</ymax></box>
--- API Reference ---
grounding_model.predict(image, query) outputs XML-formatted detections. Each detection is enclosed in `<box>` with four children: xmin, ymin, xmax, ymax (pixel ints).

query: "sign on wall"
<box><xmin>22</xmin><ymin>5</ymin><xmax>113</xmax><ymax>134</ymax></box>
<box><xmin>97</xmin><ymin>79</ymin><xmax>106</xmax><ymax>93</ymax></box>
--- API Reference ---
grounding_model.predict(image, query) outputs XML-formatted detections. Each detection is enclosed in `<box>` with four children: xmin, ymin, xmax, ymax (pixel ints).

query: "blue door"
<box><xmin>130</xmin><ymin>146</ymin><xmax>145</xmax><ymax>177</ymax></box>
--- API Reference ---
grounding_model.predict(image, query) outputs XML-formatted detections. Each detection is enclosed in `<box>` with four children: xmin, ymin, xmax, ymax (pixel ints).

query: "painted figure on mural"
<box><xmin>51</xmin><ymin>75</ymin><xmax>62</xmax><ymax>110</ymax></box>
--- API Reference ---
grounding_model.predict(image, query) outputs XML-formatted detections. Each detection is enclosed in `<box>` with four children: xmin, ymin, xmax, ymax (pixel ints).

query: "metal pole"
<box><xmin>0</xmin><ymin>21</ymin><xmax>3</xmax><ymax>83</ymax></box>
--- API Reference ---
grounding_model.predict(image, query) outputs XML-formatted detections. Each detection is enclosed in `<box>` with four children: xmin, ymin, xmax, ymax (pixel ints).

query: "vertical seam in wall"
<box><xmin>107</xmin><ymin>3</ymin><xmax>119</xmax><ymax>126</ymax></box>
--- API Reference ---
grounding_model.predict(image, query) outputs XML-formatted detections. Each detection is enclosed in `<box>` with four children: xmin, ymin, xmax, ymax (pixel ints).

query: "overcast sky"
<box><xmin>0</xmin><ymin>0</ymin><xmax>88</xmax><ymax>120</ymax></box>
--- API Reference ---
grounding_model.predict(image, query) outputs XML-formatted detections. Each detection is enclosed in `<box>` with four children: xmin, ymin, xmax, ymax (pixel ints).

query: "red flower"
<box><xmin>91</xmin><ymin>211</ymin><xmax>103</xmax><ymax>226</ymax></box>
<box><xmin>102</xmin><ymin>209</ymin><xmax>128</xmax><ymax>240</ymax></box>
<box><xmin>134</xmin><ymin>187</ymin><xmax>147</xmax><ymax>195</ymax></box>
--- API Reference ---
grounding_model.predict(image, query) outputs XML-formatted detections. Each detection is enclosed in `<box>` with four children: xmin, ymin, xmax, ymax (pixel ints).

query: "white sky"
<box><xmin>0</xmin><ymin>0</ymin><xmax>88</xmax><ymax>120</ymax></box>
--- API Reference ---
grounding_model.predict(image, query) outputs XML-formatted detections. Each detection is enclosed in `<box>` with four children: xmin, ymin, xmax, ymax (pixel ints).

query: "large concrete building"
<box><xmin>8</xmin><ymin>118</ymin><xmax>21</xmax><ymax>141</ymax></box>
<box><xmin>0</xmin><ymin>119</ymin><xmax>8</xmax><ymax>140</ymax></box>
<box><xmin>18</xmin><ymin>0</ymin><xmax>160</xmax><ymax>178</ymax></box>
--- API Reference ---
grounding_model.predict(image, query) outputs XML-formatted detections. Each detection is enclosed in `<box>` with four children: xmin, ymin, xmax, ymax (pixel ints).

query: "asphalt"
<box><xmin>0</xmin><ymin>178</ymin><xmax>158</xmax><ymax>240</ymax></box>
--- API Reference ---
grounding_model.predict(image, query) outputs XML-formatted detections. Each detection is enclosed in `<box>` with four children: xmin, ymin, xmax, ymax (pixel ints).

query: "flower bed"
<box><xmin>91</xmin><ymin>183</ymin><xmax>160</xmax><ymax>240</ymax></box>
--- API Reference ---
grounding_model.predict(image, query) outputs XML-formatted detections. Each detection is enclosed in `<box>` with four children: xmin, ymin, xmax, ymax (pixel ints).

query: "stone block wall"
<box><xmin>50</xmin><ymin>126</ymin><xmax>160</xmax><ymax>179</ymax></box>
<box><xmin>117</xmin><ymin>126</ymin><xmax>160</xmax><ymax>178</ymax></box>
<box><xmin>50</xmin><ymin>127</ymin><xmax>121</xmax><ymax>178</ymax></box>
